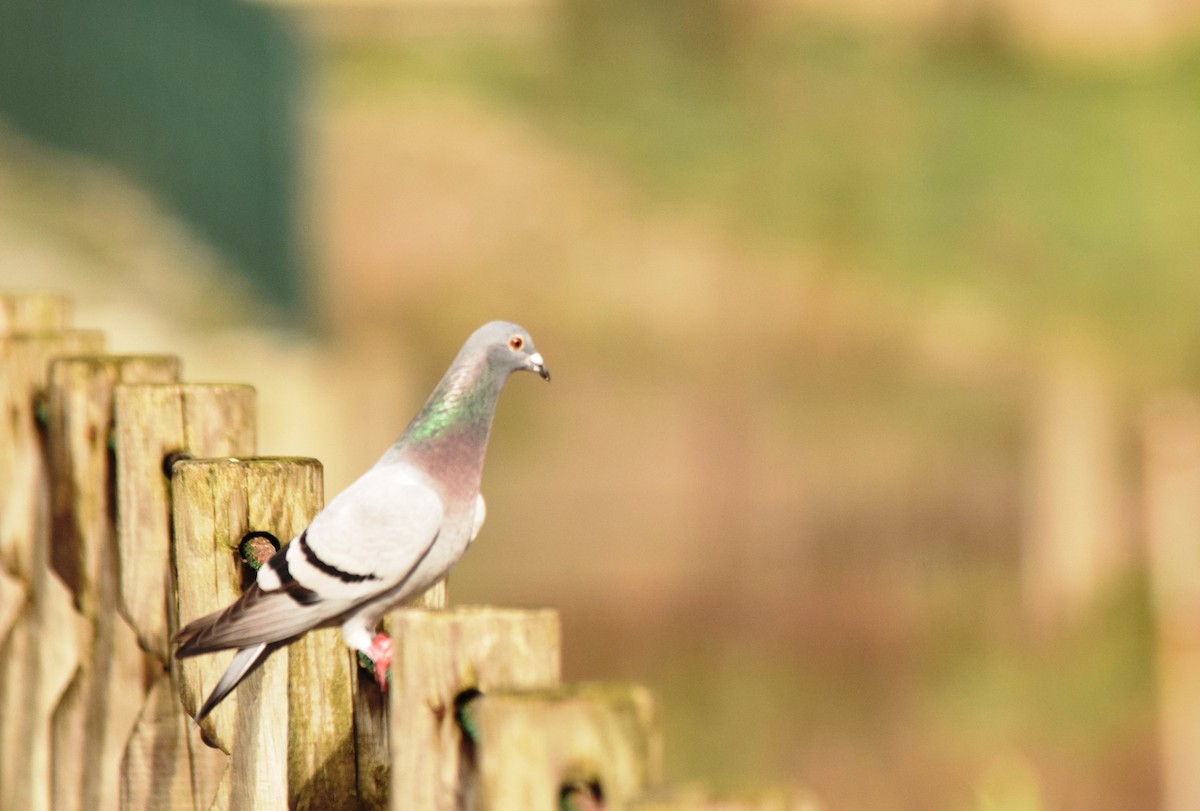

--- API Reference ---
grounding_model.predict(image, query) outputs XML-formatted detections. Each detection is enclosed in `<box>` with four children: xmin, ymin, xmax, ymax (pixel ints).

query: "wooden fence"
<box><xmin>0</xmin><ymin>292</ymin><xmax>816</xmax><ymax>811</ymax></box>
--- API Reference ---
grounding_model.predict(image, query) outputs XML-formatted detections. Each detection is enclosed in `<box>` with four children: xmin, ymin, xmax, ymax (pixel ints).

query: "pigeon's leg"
<box><xmin>366</xmin><ymin>633</ymin><xmax>392</xmax><ymax>689</ymax></box>
<box><xmin>343</xmin><ymin>620</ymin><xmax>393</xmax><ymax>690</ymax></box>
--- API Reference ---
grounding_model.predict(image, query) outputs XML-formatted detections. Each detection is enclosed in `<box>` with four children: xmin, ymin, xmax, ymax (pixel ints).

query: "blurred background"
<box><xmin>5</xmin><ymin>0</ymin><xmax>1200</xmax><ymax>808</ymax></box>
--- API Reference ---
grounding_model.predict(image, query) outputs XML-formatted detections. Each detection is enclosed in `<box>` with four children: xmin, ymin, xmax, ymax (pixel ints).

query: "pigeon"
<box><xmin>174</xmin><ymin>321</ymin><xmax>550</xmax><ymax>721</ymax></box>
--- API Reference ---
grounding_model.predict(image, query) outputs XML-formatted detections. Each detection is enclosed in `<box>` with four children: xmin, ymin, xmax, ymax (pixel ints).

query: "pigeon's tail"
<box><xmin>195</xmin><ymin>642</ymin><xmax>276</xmax><ymax>721</ymax></box>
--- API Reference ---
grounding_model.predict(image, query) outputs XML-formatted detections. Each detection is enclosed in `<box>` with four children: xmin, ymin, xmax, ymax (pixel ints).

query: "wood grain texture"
<box><xmin>113</xmin><ymin>383</ymin><xmax>255</xmax><ymax>661</ymax></box>
<box><xmin>0</xmin><ymin>564</ymin><xmax>85</xmax><ymax>811</ymax></box>
<box><xmin>388</xmin><ymin>606</ymin><xmax>561</xmax><ymax>811</ymax></box>
<box><xmin>172</xmin><ymin>457</ymin><xmax>347</xmax><ymax>811</ymax></box>
<box><xmin>0</xmin><ymin>567</ymin><xmax>24</xmax><ymax>647</ymax></box>
<box><xmin>355</xmin><ymin>580</ymin><xmax>450</xmax><ymax>811</ymax></box>
<box><xmin>249</xmin><ymin>459</ymin><xmax>359</xmax><ymax>811</ymax></box>
<box><xmin>120</xmin><ymin>673</ymin><xmax>228</xmax><ymax>811</ymax></box>
<box><xmin>0</xmin><ymin>330</ymin><xmax>103</xmax><ymax>811</ymax></box>
<box><xmin>48</xmin><ymin>355</ymin><xmax>181</xmax><ymax>611</ymax></box>
<box><xmin>0</xmin><ymin>330</ymin><xmax>104</xmax><ymax>580</ymax></box>
<box><xmin>46</xmin><ymin>355</ymin><xmax>180</xmax><ymax>811</ymax></box>
<box><xmin>354</xmin><ymin>660</ymin><xmax>391</xmax><ymax>811</ymax></box>
<box><xmin>471</xmin><ymin>683</ymin><xmax>661</xmax><ymax>811</ymax></box>
<box><xmin>287</xmin><ymin>627</ymin><xmax>357</xmax><ymax>811</ymax></box>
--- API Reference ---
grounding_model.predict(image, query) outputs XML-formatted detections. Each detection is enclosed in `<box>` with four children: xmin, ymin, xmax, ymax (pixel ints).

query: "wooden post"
<box><xmin>0</xmin><ymin>292</ymin><xmax>70</xmax><ymax>334</ymax></box>
<box><xmin>354</xmin><ymin>643</ymin><xmax>392</xmax><ymax>811</ymax></box>
<box><xmin>112</xmin><ymin>383</ymin><xmax>257</xmax><ymax>662</ymax></box>
<box><xmin>0</xmin><ymin>568</ymin><xmax>23</xmax><ymax>647</ymax></box>
<box><xmin>287</xmin><ymin>625</ymin><xmax>358</xmax><ymax>811</ymax></box>
<box><xmin>111</xmin><ymin>383</ymin><xmax>256</xmax><ymax>811</ymax></box>
<box><xmin>0</xmin><ymin>331</ymin><xmax>105</xmax><ymax>579</ymax></box>
<box><xmin>121</xmin><ymin>673</ymin><xmax>228</xmax><ymax>811</ymax></box>
<box><xmin>387</xmin><ymin>606</ymin><xmax>561</xmax><ymax>811</ymax></box>
<box><xmin>171</xmin><ymin>456</ymin><xmax>358</xmax><ymax>811</ymax></box>
<box><xmin>0</xmin><ymin>295</ymin><xmax>77</xmax><ymax>800</ymax></box>
<box><xmin>356</xmin><ymin>581</ymin><xmax>449</xmax><ymax>810</ymax></box>
<box><xmin>470</xmin><ymin>683</ymin><xmax>661</xmax><ymax>811</ymax></box>
<box><xmin>48</xmin><ymin>357</ymin><xmax>182</xmax><ymax>609</ymax></box>
<box><xmin>1143</xmin><ymin>397</ymin><xmax>1200</xmax><ymax>811</ymax></box>
<box><xmin>45</xmin><ymin>355</ymin><xmax>180</xmax><ymax>811</ymax></box>
<box><xmin>0</xmin><ymin>330</ymin><xmax>104</xmax><ymax>811</ymax></box>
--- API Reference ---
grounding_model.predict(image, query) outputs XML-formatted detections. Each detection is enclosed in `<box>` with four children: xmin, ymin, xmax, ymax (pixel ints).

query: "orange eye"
<box><xmin>508</xmin><ymin>335</ymin><xmax>524</xmax><ymax>351</ymax></box>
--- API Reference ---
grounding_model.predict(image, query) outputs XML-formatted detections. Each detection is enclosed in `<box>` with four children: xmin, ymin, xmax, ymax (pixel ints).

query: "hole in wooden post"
<box><xmin>33</xmin><ymin>391</ymin><xmax>50</xmax><ymax>430</ymax></box>
<box><xmin>105</xmin><ymin>435</ymin><xmax>119</xmax><ymax>537</ymax></box>
<box><xmin>161</xmin><ymin>449</ymin><xmax>193</xmax><ymax>478</ymax></box>
<box><xmin>454</xmin><ymin>687</ymin><xmax>484</xmax><ymax>809</ymax></box>
<box><xmin>454</xmin><ymin>687</ymin><xmax>484</xmax><ymax>740</ymax></box>
<box><xmin>559</xmin><ymin>778</ymin><xmax>606</xmax><ymax>811</ymax></box>
<box><xmin>239</xmin><ymin>531</ymin><xmax>280</xmax><ymax>590</ymax></box>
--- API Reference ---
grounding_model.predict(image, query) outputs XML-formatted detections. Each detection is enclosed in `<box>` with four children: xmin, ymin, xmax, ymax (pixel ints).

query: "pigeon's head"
<box><xmin>470</xmin><ymin>321</ymin><xmax>551</xmax><ymax>382</ymax></box>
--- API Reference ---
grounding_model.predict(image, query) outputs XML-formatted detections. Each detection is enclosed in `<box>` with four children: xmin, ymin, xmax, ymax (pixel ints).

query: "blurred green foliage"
<box><xmin>0</xmin><ymin>0</ymin><xmax>305</xmax><ymax>314</ymax></box>
<box><xmin>922</xmin><ymin>572</ymin><xmax>1155</xmax><ymax>756</ymax></box>
<box><xmin>323</xmin><ymin>12</ymin><xmax>1168</xmax><ymax>805</ymax></box>
<box><xmin>329</xmin><ymin>9</ymin><xmax>1200</xmax><ymax>382</ymax></box>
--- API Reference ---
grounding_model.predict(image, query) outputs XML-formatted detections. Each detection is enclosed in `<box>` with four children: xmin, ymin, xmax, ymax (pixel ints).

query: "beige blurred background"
<box><xmin>6</xmin><ymin>1</ymin><xmax>1200</xmax><ymax>808</ymax></box>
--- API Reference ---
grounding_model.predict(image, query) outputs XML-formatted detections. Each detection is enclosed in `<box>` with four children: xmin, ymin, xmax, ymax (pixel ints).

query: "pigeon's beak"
<box><xmin>526</xmin><ymin>352</ymin><xmax>551</xmax><ymax>381</ymax></box>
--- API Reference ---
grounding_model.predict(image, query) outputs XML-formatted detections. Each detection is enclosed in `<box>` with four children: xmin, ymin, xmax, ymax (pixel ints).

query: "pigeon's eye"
<box><xmin>508</xmin><ymin>335</ymin><xmax>524</xmax><ymax>351</ymax></box>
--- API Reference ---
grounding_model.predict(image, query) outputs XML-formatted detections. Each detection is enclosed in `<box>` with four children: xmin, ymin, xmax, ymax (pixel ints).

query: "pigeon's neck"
<box><xmin>396</xmin><ymin>359</ymin><xmax>505</xmax><ymax>491</ymax></box>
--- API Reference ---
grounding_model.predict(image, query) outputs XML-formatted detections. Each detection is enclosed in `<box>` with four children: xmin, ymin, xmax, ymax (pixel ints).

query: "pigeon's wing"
<box><xmin>175</xmin><ymin>470</ymin><xmax>444</xmax><ymax>657</ymax></box>
<box><xmin>174</xmin><ymin>580</ymin><xmax>343</xmax><ymax>657</ymax></box>
<box><xmin>301</xmin><ymin>466</ymin><xmax>447</xmax><ymax>593</ymax></box>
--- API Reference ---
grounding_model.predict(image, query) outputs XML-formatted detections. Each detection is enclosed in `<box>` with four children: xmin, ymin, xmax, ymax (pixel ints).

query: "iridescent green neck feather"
<box><xmin>401</xmin><ymin>358</ymin><xmax>503</xmax><ymax>446</ymax></box>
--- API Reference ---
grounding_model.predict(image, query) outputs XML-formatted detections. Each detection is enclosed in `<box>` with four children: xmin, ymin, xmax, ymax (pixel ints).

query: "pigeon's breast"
<box><xmin>392</xmin><ymin>492</ymin><xmax>478</xmax><ymax>602</ymax></box>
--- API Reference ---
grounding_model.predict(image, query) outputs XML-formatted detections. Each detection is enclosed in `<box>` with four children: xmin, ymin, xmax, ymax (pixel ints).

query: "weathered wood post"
<box><xmin>45</xmin><ymin>354</ymin><xmax>180</xmax><ymax>811</ymax></box>
<box><xmin>356</xmin><ymin>581</ymin><xmax>448</xmax><ymax>810</ymax></box>
<box><xmin>0</xmin><ymin>293</ymin><xmax>70</xmax><ymax>649</ymax></box>
<box><xmin>171</xmin><ymin>456</ymin><xmax>355</xmax><ymax>811</ymax></box>
<box><xmin>0</xmin><ymin>329</ymin><xmax>105</xmax><ymax>811</ymax></box>
<box><xmin>113</xmin><ymin>383</ymin><xmax>258</xmax><ymax>660</ymax></box>
<box><xmin>112</xmin><ymin>383</ymin><xmax>256</xmax><ymax>810</ymax></box>
<box><xmin>287</xmin><ymin>603</ymin><xmax>359</xmax><ymax>811</ymax></box>
<box><xmin>0</xmin><ymin>331</ymin><xmax>105</xmax><ymax>579</ymax></box>
<box><xmin>468</xmin><ymin>683</ymin><xmax>661</xmax><ymax>811</ymax></box>
<box><xmin>1143</xmin><ymin>397</ymin><xmax>1200</xmax><ymax>811</ymax></box>
<box><xmin>0</xmin><ymin>291</ymin><xmax>70</xmax><ymax>334</ymax></box>
<box><xmin>387</xmin><ymin>606</ymin><xmax>562</xmax><ymax>811</ymax></box>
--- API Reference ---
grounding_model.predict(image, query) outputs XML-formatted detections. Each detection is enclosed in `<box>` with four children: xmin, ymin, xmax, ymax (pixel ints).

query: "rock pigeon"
<box><xmin>174</xmin><ymin>321</ymin><xmax>550</xmax><ymax>720</ymax></box>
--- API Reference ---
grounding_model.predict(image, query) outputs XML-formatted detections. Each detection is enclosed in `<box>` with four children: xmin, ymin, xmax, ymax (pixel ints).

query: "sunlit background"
<box><xmin>6</xmin><ymin>1</ymin><xmax>1200</xmax><ymax>808</ymax></box>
